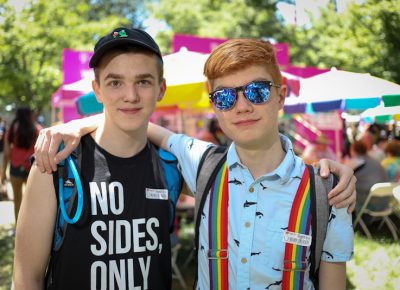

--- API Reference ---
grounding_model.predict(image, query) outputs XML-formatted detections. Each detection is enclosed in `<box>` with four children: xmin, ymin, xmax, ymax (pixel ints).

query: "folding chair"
<box><xmin>393</xmin><ymin>185</ymin><xmax>400</xmax><ymax>220</ymax></box>
<box><xmin>170</xmin><ymin>232</ymin><xmax>187</xmax><ymax>289</ymax></box>
<box><xmin>353</xmin><ymin>182</ymin><xmax>399</xmax><ymax>241</ymax></box>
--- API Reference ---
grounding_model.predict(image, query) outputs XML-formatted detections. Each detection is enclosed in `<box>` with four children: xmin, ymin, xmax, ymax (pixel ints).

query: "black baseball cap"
<box><xmin>89</xmin><ymin>27</ymin><xmax>162</xmax><ymax>68</ymax></box>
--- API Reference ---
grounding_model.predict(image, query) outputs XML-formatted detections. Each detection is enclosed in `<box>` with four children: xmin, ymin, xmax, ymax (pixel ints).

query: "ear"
<box><xmin>157</xmin><ymin>78</ymin><xmax>167</xmax><ymax>102</ymax></box>
<box><xmin>92</xmin><ymin>80</ymin><xmax>103</xmax><ymax>103</ymax></box>
<box><xmin>205</xmin><ymin>81</ymin><xmax>213</xmax><ymax>106</ymax></box>
<box><xmin>205</xmin><ymin>81</ymin><xmax>212</xmax><ymax>94</ymax></box>
<box><xmin>277</xmin><ymin>84</ymin><xmax>287</xmax><ymax>109</ymax></box>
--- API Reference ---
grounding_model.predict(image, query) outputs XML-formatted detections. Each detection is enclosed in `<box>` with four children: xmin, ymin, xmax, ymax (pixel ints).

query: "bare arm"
<box><xmin>13</xmin><ymin>166</ymin><xmax>57</xmax><ymax>290</ymax></box>
<box><xmin>1</xmin><ymin>132</ymin><xmax>10</xmax><ymax>183</ymax></box>
<box><xmin>35</xmin><ymin>114</ymin><xmax>103</xmax><ymax>173</ymax></box>
<box><xmin>318</xmin><ymin>159</ymin><xmax>356</xmax><ymax>213</ymax></box>
<box><xmin>319</xmin><ymin>261</ymin><xmax>346</xmax><ymax>290</ymax></box>
<box><xmin>147</xmin><ymin>122</ymin><xmax>174</xmax><ymax>151</ymax></box>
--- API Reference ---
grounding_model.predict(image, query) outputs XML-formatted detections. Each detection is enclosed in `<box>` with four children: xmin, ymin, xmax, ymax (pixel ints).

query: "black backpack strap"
<box><xmin>47</xmin><ymin>143</ymin><xmax>82</xmax><ymax>288</ymax></box>
<box><xmin>51</xmin><ymin>143</ymin><xmax>82</xmax><ymax>251</ymax></box>
<box><xmin>307</xmin><ymin>164</ymin><xmax>336</xmax><ymax>289</ymax></box>
<box><xmin>192</xmin><ymin>145</ymin><xmax>227</xmax><ymax>289</ymax></box>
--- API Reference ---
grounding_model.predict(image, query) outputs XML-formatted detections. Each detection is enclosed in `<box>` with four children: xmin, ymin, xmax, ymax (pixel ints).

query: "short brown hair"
<box><xmin>94</xmin><ymin>45</ymin><xmax>164</xmax><ymax>84</ymax></box>
<box><xmin>352</xmin><ymin>140</ymin><xmax>368</xmax><ymax>155</ymax></box>
<box><xmin>204</xmin><ymin>38</ymin><xmax>282</xmax><ymax>84</ymax></box>
<box><xmin>385</xmin><ymin>140</ymin><xmax>400</xmax><ymax>157</ymax></box>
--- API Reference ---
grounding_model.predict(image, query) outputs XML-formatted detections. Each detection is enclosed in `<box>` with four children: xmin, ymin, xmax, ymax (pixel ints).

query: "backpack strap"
<box><xmin>194</xmin><ymin>146</ymin><xmax>228</xmax><ymax>252</ymax></box>
<box><xmin>52</xmin><ymin>143</ymin><xmax>82</xmax><ymax>251</ymax></box>
<box><xmin>148</xmin><ymin>142</ymin><xmax>183</xmax><ymax>232</ymax></box>
<box><xmin>307</xmin><ymin>165</ymin><xmax>336</xmax><ymax>289</ymax></box>
<box><xmin>159</xmin><ymin>147</ymin><xmax>183</xmax><ymax>231</ymax></box>
<box><xmin>192</xmin><ymin>145</ymin><xmax>227</xmax><ymax>289</ymax></box>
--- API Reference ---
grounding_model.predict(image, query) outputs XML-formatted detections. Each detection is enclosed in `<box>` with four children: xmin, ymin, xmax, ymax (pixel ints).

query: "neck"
<box><xmin>91</xmin><ymin>121</ymin><xmax>147</xmax><ymax>158</ymax></box>
<box><xmin>235</xmin><ymin>136</ymin><xmax>285</xmax><ymax>180</ymax></box>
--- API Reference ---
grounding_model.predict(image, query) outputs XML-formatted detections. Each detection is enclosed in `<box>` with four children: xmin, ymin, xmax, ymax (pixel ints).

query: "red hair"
<box><xmin>204</xmin><ymin>38</ymin><xmax>282</xmax><ymax>84</ymax></box>
<box><xmin>352</xmin><ymin>140</ymin><xmax>368</xmax><ymax>155</ymax></box>
<box><xmin>385</xmin><ymin>140</ymin><xmax>400</xmax><ymax>157</ymax></box>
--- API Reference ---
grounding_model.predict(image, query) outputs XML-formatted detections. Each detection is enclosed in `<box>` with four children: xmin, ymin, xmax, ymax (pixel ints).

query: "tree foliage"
<box><xmin>149</xmin><ymin>0</ymin><xmax>400</xmax><ymax>85</ymax></box>
<box><xmin>1</xmin><ymin>0</ymin><xmax>399</xmax><ymax>114</ymax></box>
<box><xmin>0</xmin><ymin>0</ymin><xmax>131</xmax><ymax>111</ymax></box>
<box><xmin>288</xmin><ymin>0</ymin><xmax>400</xmax><ymax>83</ymax></box>
<box><xmin>87</xmin><ymin>0</ymin><xmax>147</xmax><ymax>28</ymax></box>
<box><xmin>149</xmin><ymin>0</ymin><xmax>287</xmax><ymax>54</ymax></box>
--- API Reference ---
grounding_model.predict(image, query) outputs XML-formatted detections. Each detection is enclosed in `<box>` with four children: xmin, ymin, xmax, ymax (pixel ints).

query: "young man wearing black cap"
<box><xmin>13</xmin><ymin>27</ymin><xmax>172</xmax><ymax>290</ymax></box>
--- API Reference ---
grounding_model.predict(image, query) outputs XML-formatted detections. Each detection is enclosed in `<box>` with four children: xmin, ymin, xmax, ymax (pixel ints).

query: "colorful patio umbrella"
<box><xmin>76</xmin><ymin>91</ymin><xmax>103</xmax><ymax>116</ymax></box>
<box><xmin>158</xmin><ymin>48</ymin><xmax>210</xmax><ymax>109</ymax></box>
<box><xmin>284</xmin><ymin>68</ymin><xmax>400</xmax><ymax>113</ymax></box>
<box><xmin>360</xmin><ymin>104</ymin><xmax>400</xmax><ymax>123</ymax></box>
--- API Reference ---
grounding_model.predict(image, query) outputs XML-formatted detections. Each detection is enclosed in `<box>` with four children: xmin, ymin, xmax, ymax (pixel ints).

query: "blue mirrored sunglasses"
<box><xmin>209</xmin><ymin>80</ymin><xmax>281</xmax><ymax>111</ymax></box>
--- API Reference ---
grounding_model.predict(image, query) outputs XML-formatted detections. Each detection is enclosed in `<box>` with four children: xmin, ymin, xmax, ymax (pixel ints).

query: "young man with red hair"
<box><xmin>149</xmin><ymin>39</ymin><xmax>353</xmax><ymax>289</ymax></box>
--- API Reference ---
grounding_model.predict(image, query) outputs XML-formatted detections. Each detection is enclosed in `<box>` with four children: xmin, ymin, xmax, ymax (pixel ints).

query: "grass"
<box><xmin>0</xmin><ymin>225</ymin><xmax>14</xmax><ymax>290</ymax></box>
<box><xmin>1</xmin><ymin>223</ymin><xmax>399</xmax><ymax>290</ymax></box>
<box><xmin>347</xmin><ymin>234</ymin><xmax>400</xmax><ymax>290</ymax></box>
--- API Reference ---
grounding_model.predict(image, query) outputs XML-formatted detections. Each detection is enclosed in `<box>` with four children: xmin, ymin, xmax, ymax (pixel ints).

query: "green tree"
<box><xmin>149</xmin><ymin>0</ymin><xmax>287</xmax><ymax>54</ymax></box>
<box><xmin>288</xmin><ymin>0</ymin><xmax>400</xmax><ymax>83</ymax></box>
<box><xmin>87</xmin><ymin>0</ymin><xmax>147</xmax><ymax>28</ymax></box>
<box><xmin>0</xmin><ymin>0</ymin><xmax>126</xmax><ymax>111</ymax></box>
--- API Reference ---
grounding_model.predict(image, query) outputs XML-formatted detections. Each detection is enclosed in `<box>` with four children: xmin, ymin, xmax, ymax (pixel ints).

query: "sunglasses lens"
<box><xmin>244</xmin><ymin>82</ymin><xmax>271</xmax><ymax>104</ymax></box>
<box><xmin>211</xmin><ymin>89</ymin><xmax>236</xmax><ymax>111</ymax></box>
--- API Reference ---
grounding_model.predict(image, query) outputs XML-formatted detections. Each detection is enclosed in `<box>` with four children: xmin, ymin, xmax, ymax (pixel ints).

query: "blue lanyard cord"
<box><xmin>58</xmin><ymin>156</ymin><xmax>83</xmax><ymax>224</ymax></box>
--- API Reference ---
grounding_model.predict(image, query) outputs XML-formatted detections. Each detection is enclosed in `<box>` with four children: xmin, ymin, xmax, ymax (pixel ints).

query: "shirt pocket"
<box><xmin>262</xmin><ymin>220</ymin><xmax>286</xmax><ymax>270</ymax></box>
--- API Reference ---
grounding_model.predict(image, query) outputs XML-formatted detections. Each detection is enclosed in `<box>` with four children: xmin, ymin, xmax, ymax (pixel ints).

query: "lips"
<box><xmin>233</xmin><ymin>119</ymin><xmax>259</xmax><ymax>126</ymax></box>
<box><xmin>119</xmin><ymin>108</ymin><xmax>142</xmax><ymax>114</ymax></box>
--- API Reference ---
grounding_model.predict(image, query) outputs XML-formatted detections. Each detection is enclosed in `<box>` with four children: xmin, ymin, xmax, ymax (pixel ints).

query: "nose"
<box><xmin>234</xmin><ymin>91</ymin><xmax>253</xmax><ymax>113</ymax></box>
<box><xmin>124</xmin><ymin>86</ymin><xmax>140</xmax><ymax>103</ymax></box>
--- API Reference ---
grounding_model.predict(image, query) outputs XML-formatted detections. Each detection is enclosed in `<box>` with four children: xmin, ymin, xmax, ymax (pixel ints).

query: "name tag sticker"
<box><xmin>146</xmin><ymin>188</ymin><xmax>168</xmax><ymax>200</ymax></box>
<box><xmin>283</xmin><ymin>230</ymin><xmax>312</xmax><ymax>247</ymax></box>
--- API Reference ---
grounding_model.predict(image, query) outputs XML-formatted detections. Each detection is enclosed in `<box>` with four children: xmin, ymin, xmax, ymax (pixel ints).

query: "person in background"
<box><xmin>360</xmin><ymin>125</ymin><xmax>387</xmax><ymax>162</ymax></box>
<box><xmin>381</xmin><ymin>140</ymin><xmax>400</xmax><ymax>182</ymax></box>
<box><xmin>196</xmin><ymin>118</ymin><xmax>229</xmax><ymax>145</ymax></box>
<box><xmin>302</xmin><ymin>134</ymin><xmax>336</xmax><ymax>164</ymax></box>
<box><xmin>1</xmin><ymin>107</ymin><xmax>41</xmax><ymax>222</ymax></box>
<box><xmin>350</xmin><ymin>140</ymin><xmax>389</xmax><ymax>211</ymax></box>
<box><xmin>0</xmin><ymin>116</ymin><xmax>7</xmax><ymax>198</ymax></box>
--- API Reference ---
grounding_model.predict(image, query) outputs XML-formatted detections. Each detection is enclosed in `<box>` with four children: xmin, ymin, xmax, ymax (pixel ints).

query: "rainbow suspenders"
<box><xmin>282</xmin><ymin>166</ymin><xmax>312</xmax><ymax>290</ymax></box>
<box><xmin>208</xmin><ymin>163</ymin><xmax>229</xmax><ymax>290</ymax></box>
<box><xmin>207</xmin><ymin>163</ymin><xmax>312</xmax><ymax>290</ymax></box>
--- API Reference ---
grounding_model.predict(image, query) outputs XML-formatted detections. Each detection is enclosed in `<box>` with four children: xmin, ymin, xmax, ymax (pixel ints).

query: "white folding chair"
<box><xmin>393</xmin><ymin>184</ymin><xmax>400</xmax><ymax>221</ymax></box>
<box><xmin>170</xmin><ymin>232</ymin><xmax>187</xmax><ymax>289</ymax></box>
<box><xmin>353</xmin><ymin>182</ymin><xmax>399</xmax><ymax>241</ymax></box>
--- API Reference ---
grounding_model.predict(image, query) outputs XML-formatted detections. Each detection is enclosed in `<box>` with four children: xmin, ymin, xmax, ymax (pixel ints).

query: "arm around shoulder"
<box><xmin>148</xmin><ymin>122</ymin><xmax>174</xmax><ymax>150</ymax></box>
<box><xmin>13</xmin><ymin>166</ymin><xmax>57</xmax><ymax>290</ymax></box>
<box><xmin>319</xmin><ymin>261</ymin><xmax>346</xmax><ymax>290</ymax></box>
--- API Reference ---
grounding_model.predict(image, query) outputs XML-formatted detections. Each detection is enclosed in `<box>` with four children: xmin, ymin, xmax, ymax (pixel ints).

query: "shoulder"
<box><xmin>168</xmin><ymin>134</ymin><xmax>213</xmax><ymax>157</ymax></box>
<box><xmin>322</xmin><ymin>206</ymin><xmax>354</xmax><ymax>262</ymax></box>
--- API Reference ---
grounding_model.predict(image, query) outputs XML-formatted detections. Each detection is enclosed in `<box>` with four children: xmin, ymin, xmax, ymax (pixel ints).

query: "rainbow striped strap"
<box><xmin>208</xmin><ymin>162</ymin><xmax>229</xmax><ymax>290</ymax></box>
<box><xmin>282</xmin><ymin>166</ymin><xmax>312</xmax><ymax>290</ymax></box>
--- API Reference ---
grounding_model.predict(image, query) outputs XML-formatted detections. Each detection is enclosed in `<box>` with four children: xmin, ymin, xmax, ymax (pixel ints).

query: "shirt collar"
<box><xmin>226</xmin><ymin>134</ymin><xmax>303</xmax><ymax>184</ymax></box>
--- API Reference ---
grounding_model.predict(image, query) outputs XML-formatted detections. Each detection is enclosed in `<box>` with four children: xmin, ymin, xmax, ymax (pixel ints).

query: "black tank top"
<box><xmin>46</xmin><ymin>135</ymin><xmax>172</xmax><ymax>290</ymax></box>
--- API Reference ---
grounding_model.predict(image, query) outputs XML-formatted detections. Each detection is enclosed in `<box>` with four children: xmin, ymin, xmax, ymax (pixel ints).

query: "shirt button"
<box><xmin>241</xmin><ymin>257</ymin><xmax>247</xmax><ymax>264</ymax></box>
<box><xmin>249</xmin><ymin>187</ymin><xmax>254</xmax><ymax>193</ymax></box>
<box><xmin>245</xmin><ymin>222</ymin><xmax>251</xmax><ymax>228</ymax></box>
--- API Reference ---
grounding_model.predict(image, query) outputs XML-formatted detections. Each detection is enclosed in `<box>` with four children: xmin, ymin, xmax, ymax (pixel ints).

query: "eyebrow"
<box><xmin>135</xmin><ymin>73</ymin><xmax>156</xmax><ymax>80</ymax></box>
<box><xmin>103</xmin><ymin>73</ymin><xmax>156</xmax><ymax>82</ymax></box>
<box><xmin>104</xmin><ymin>73</ymin><xmax>124</xmax><ymax>82</ymax></box>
